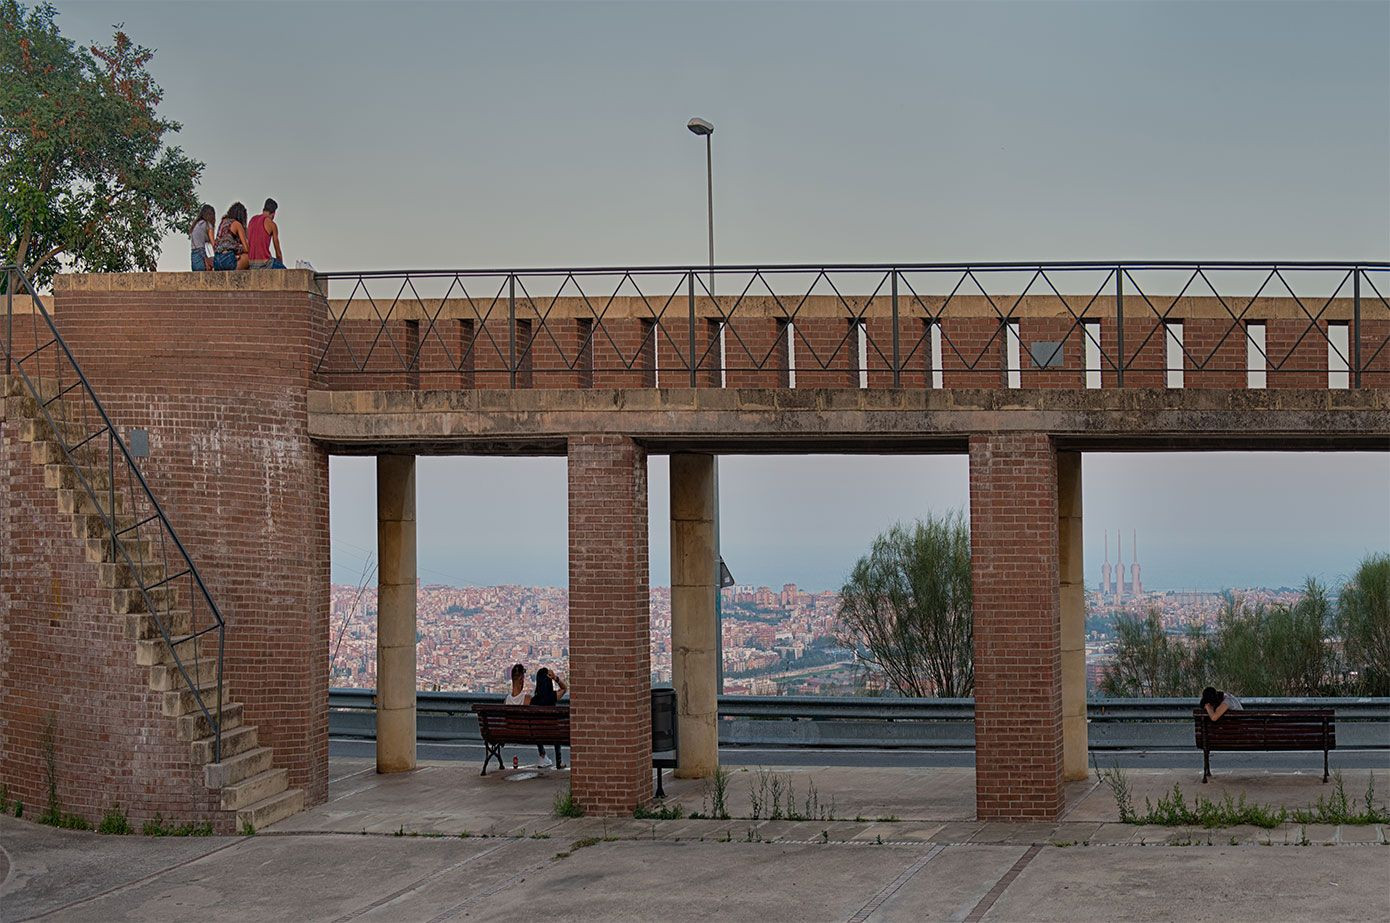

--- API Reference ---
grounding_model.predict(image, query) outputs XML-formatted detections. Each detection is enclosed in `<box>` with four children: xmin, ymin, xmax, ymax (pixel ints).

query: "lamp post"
<box><xmin>686</xmin><ymin>117</ymin><xmax>714</xmax><ymax>292</ymax></box>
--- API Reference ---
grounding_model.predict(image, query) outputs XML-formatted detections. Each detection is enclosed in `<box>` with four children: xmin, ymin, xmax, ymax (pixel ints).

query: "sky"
<box><xmin>48</xmin><ymin>1</ymin><xmax>1390</xmax><ymax>590</ymax></box>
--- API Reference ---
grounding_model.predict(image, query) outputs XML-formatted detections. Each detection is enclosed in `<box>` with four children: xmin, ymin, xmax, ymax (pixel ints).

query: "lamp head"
<box><xmin>687</xmin><ymin>117</ymin><xmax>714</xmax><ymax>136</ymax></box>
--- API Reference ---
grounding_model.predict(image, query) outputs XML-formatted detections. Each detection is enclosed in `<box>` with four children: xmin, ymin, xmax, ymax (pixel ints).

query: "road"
<box><xmin>329</xmin><ymin>737</ymin><xmax>1390</xmax><ymax>772</ymax></box>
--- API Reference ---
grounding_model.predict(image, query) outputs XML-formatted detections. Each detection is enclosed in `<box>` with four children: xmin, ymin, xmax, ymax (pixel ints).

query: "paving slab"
<box><xmin>990</xmin><ymin>845</ymin><xmax>1390</xmax><ymax>922</ymax></box>
<box><xmin>866</xmin><ymin>844</ymin><xmax>1029</xmax><ymax>921</ymax></box>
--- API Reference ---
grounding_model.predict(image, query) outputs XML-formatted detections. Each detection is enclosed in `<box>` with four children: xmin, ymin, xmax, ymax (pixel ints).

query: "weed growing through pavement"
<box><xmin>142</xmin><ymin>815</ymin><xmax>213</xmax><ymax>837</ymax></box>
<box><xmin>98</xmin><ymin>806</ymin><xmax>132</xmax><ymax>835</ymax></box>
<box><xmin>633</xmin><ymin>801</ymin><xmax>684</xmax><ymax>821</ymax></box>
<box><xmin>553</xmin><ymin>786</ymin><xmax>585</xmax><ymax>818</ymax></box>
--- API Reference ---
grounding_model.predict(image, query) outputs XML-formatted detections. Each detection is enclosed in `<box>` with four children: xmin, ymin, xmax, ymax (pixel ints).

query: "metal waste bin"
<box><xmin>651</xmin><ymin>687</ymin><xmax>678</xmax><ymax>796</ymax></box>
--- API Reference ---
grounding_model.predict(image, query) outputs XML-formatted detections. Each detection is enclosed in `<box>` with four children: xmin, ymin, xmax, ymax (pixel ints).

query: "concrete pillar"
<box><xmin>376</xmin><ymin>454</ymin><xmax>417</xmax><ymax>774</ymax></box>
<box><xmin>968</xmin><ymin>432</ymin><xmax>1063</xmax><ymax>820</ymax></box>
<box><xmin>1058</xmin><ymin>451</ymin><xmax>1089</xmax><ymax>781</ymax></box>
<box><xmin>670</xmin><ymin>453</ymin><xmax>719</xmax><ymax>779</ymax></box>
<box><xmin>568</xmin><ymin>435</ymin><xmax>652</xmax><ymax>814</ymax></box>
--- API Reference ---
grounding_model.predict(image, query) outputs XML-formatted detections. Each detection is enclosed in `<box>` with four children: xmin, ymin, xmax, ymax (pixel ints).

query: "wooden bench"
<box><xmin>474</xmin><ymin>704</ymin><xmax>570</xmax><ymax>775</ymax></box>
<box><xmin>1192</xmin><ymin>708</ymin><xmax>1336</xmax><ymax>782</ymax></box>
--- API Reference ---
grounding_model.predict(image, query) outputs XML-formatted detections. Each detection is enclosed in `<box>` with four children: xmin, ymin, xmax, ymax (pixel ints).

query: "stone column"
<box><xmin>568</xmin><ymin>435</ymin><xmax>652</xmax><ymax>814</ymax></box>
<box><xmin>1058</xmin><ymin>451</ymin><xmax>1089</xmax><ymax>781</ymax></box>
<box><xmin>968</xmin><ymin>432</ymin><xmax>1063</xmax><ymax>820</ymax></box>
<box><xmin>376</xmin><ymin>454</ymin><xmax>417</xmax><ymax>774</ymax></box>
<box><xmin>670</xmin><ymin>453</ymin><xmax>719</xmax><ymax>779</ymax></box>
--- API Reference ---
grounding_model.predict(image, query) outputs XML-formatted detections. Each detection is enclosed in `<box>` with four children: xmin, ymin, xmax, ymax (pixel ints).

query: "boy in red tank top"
<box><xmin>248</xmin><ymin>198</ymin><xmax>286</xmax><ymax>269</ymax></box>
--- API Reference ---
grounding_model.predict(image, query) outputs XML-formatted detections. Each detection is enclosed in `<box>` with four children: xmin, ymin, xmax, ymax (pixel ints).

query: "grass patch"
<box><xmin>553</xmin><ymin>786</ymin><xmax>585</xmax><ymax>818</ymax></box>
<box><xmin>98</xmin><ymin>806</ymin><xmax>133</xmax><ymax>835</ymax></box>
<box><xmin>1093</xmin><ymin>758</ymin><xmax>1390</xmax><ymax>829</ymax></box>
<box><xmin>553</xmin><ymin>835</ymin><xmax>614</xmax><ymax>860</ymax></box>
<box><xmin>38</xmin><ymin>807</ymin><xmax>90</xmax><ymax>830</ymax></box>
<box><xmin>633</xmin><ymin>801</ymin><xmax>685</xmax><ymax>821</ymax></box>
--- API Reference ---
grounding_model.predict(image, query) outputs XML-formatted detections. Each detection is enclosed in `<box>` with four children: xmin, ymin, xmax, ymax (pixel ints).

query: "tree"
<box><xmin>1209</xmin><ymin>583</ymin><xmax>1333</xmax><ymax>696</ymax></box>
<box><xmin>836</xmin><ymin>511</ymin><xmax>973</xmax><ymax>697</ymax></box>
<box><xmin>1100</xmin><ymin>610</ymin><xmax>1201</xmax><ymax>697</ymax></box>
<box><xmin>1</xmin><ymin>1</ymin><xmax>201</xmax><ymax>287</ymax></box>
<box><xmin>1336</xmin><ymin>554</ymin><xmax>1390</xmax><ymax>695</ymax></box>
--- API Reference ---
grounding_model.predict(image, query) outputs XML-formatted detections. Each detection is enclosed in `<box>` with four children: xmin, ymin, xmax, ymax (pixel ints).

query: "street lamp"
<box><xmin>686</xmin><ymin>117</ymin><xmax>714</xmax><ymax>291</ymax></box>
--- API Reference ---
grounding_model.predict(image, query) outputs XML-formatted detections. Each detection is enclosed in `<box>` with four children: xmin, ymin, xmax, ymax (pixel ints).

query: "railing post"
<box><xmin>688</xmin><ymin>271</ymin><xmax>698</xmax><ymax>388</ymax></box>
<box><xmin>108</xmin><ymin>431</ymin><xmax>116</xmax><ymax>564</ymax></box>
<box><xmin>4</xmin><ymin>267</ymin><xmax>12</xmax><ymax>376</ymax></box>
<box><xmin>1114</xmin><ymin>266</ymin><xmax>1125</xmax><ymax>388</ymax></box>
<box><xmin>1352</xmin><ymin>267</ymin><xmax>1362</xmax><ymax>389</ymax></box>
<box><xmin>508</xmin><ymin>274</ymin><xmax>516</xmax><ymax>390</ymax></box>
<box><xmin>891</xmin><ymin>270</ymin><xmax>900</xmax><ymax>388</ymax></box>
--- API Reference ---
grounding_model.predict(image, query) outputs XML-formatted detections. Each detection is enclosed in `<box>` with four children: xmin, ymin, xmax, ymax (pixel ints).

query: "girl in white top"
<box><xmin>504</xmin><ymin>663</ymin><xmax>530</xmax><ymax>705</ymax></box>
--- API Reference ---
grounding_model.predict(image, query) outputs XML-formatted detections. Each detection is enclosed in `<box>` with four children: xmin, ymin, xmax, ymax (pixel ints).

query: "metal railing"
<box><xmin>313</xmin><ymin>261</ymin><xmax>1390</xmax><ymax>389</ymax></box>
<box><xmin>328</xmin><ymin>688</ymin><xmax>1390</xmax><ymax>749</ymax></box>
<box><xmin>2</xmin><ymin>267</ymin><xmax>226</xmax><ymax>762</ymax></box>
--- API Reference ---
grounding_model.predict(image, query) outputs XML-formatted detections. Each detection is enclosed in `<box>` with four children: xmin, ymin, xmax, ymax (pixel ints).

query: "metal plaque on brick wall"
<box><xmin>127</xmin><ymin>428</ymin><xmax>150</xmax><ymax>458</ymax></box>
<box><xmin>1029</xmin><ymin>341</ymin><xmax>1065</xmax><ymax>368</ymax></box>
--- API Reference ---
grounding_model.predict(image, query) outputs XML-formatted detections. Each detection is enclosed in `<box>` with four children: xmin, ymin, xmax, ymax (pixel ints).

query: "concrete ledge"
<box><xmin>307</xmin><ymin>387</ymin><xmax>1390</xmax><ymax>454</ymax></box>
<box><xmin>54</xmin><ymin>270</ymin><xmax>324</xmax><ymax>295</ymax></box>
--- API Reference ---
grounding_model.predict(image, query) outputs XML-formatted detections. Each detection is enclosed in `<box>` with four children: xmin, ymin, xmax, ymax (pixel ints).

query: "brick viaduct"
<box><xmin>1</xmin><ymin>268</ymin><xmax>1386</xmax><ymax>828</ymax></box>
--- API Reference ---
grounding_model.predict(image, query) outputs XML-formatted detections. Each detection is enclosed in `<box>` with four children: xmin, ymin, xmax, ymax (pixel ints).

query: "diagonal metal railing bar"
<box><xmin>954</xmin><ymin>269</ymin><xmax>1027</xmax><ymax>374</ymax></box>
<box><xmin>783</xmin><ymin>271</ymin><xmax>860</xmax><ymax>373</ymax></box>
<box><xmin>511</xmin><ymin>272</ymin><xmax>576</xmax><ymax>373</ymax></box>
<box><xmin>356</xmin><ymin>276</ymin><xmax>415</xmax><ymax>372</ymax></box>
<box><xmin>525</xmin><ymin>272</ymin><xmax>588</xmax><ymax>375</ymax></box>
<box><xmin>315</xmin><ymin>274</ymin><xmax>367</xmax><ymax>374</ymax></box>
<box><xmin>403</xmin><ymin>273</ymin><xmax>464</xmax><ymax>372</ymax></box>
<box><xmin>901</xmin><ymin>270</ymin><xmax>985</xmax><ymax>375</ymax></box>
<box><xmin>1032</xmin><ymin>267</ymin><xmax>1117</xmax><ymax>371</ymax></box>
<box><xmin>2</xmin><ymin>266</ymin><xmax>226</xmax><ymax>763</ymax></box>
<box><xmin>638</xmin><ymin>273</ymin><xmax>695</xmax><ymax>373</ymax></box>
<box><xmin>563</xmin><ymin>272</ymin><xmax>653</xmax><ymax>374</ymax></box>
<box><xmin>454</xmin><ymin>275</ymin><xmax>512</xmax><ymax>371</ymax></box>
<box><xmin>1121</xmin><ymin>267</ymin><xmax>1206</xmax><ymax>373</ymax></box>
<box><xmin>696</xmin><ymin>271</ymin><xmax>762</xmax><ymax>374</ymax></box>
<box><xmin>1187</xmin><ymin>266</ymin><xmax>1279</xmax><ymax>371</ymax></box>
<box><xmin>1264</xmin><ymin>267</ymin><xmax>1354</xmax><ymax>371</ymax></box>
<box><xmin>1357</xmin><ymin>271</ymin><xmax>1390</xmax><ymax>371</ymax></box>
<box><xmin>824</xmin><ymin>271</ymin><xmax>895</xmax><ymax>369</ymax></box>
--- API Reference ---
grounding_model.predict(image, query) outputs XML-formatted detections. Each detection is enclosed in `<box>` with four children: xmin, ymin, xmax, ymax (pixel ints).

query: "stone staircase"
<box><xmin>4</xmin><ymin>376</ymin><xmax>305</xmax><ymax>830</ymax></box>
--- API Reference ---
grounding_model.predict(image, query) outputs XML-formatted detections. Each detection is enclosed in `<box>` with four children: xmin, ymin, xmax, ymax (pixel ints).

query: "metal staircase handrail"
<box><xmin>2</xmin><ymin>266</ymin><xmax>225</xmax><ymax>762</ymax></box>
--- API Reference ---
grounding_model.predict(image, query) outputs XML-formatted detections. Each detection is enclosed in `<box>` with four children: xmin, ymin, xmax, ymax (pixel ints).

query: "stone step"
<box><xmin>98</xmin><ymin>560</ymin><xmax>167</xmax><ymax>590</ymax></box>
<box><xmin>147</xmin><ymin>656</ymin><xmax>220</xmax><ymax>692</ymax></box>
<box><xmin>113</xmin><ymin>585</ymin><xmax>181</xmax><ymax>617</ymax></box>
<box><xmin>123</xmin><ymin>608</ymin><xmax>191</xmax><ymax>640</ymax></box>
<box><xmin>190</xmin><ymin>723</ymin><xmax>259</xmax><ymax>765</ymax></box>
<box><xmin>176</xmin><ymin>702</ymin><xmax>243</xmax><ymax>742</ymax></box>
<box><xmin>3</xmin><ymin>374</ymin><xmax>61</xmax><ymax>400</ymax></box>
<box><xmin>135</xmin><ymin>633</ymin><xmax>212</xmax><ymax>666</ymax></box>
<box><xmin>57</xmin><ymin>487</ymin><xmax>126</xmax><ymax>519</ymax></box>
<box><xmin>72</xmin><ymin>511</ymin><xmax>141</xmax><ymax>543</ymax></box>
<box><xmin>220</xmin><ymin>768</ymin><xmax>288</xmax><ymax>812</ymax></box>
<box><xmin>237</xmin><ymin>788</ymin><xmax>306</xmax><ymax>832</ymax></box>
<box><xmin>16</xmin><ymin>416</ymin><xmax>97</xmax><ymax>445</ymax></box>
<box><xmin>47</xmin><ymin>463</ymin><xmax>113</xmax><ymax>492</ymax></box>
<box><xmin>205</xmin><ymin>746</ymin><xmax>272</xmax><ymax>789</ymax></box>
<box><xmin>162</xmin><ymin>681</ymin><xmax>228</xmax><ymax>718</ymax></box>
<box><xmin>84</xmin><ymin>536</ymin><xmax>152</xmax><ymax>564</ymax></box>
<box><xmin>31</xmin><ymin>436</ymin><xmax>101</xmax><ymax>467</ymax></box>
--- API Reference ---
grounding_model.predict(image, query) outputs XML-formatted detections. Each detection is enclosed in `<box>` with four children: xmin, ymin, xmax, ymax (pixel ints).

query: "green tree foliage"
<box><xmin>1102</xmin><ymin>578</ymin><xmax>1347</xmax><ymax>698</ymax></box>
<box><xmin>837</xmin><ymin>511</ymin><xmax>973</xmax><ymax>697</ymax></box>
<box><xmin>1</xmin><ymin>1</ymin><xmax>201</xmax><ymax>287</ymax></box>
<box><xmin>1335</xmin><ymin>554</ymin><xmax>1390</xmax><ymax>695</ymax></box>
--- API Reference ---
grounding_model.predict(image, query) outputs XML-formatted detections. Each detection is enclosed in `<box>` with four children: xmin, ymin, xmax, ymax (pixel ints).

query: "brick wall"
<box><xmin>1</xmin><ymin>275</ymin><xmax>332</xmax><ymax>818</ymax></box>
<box><xmin>968</xmin><ymin>432</ymin><xmax>1063</xmax><ymax>821</ymax></box>
<box><xmin>567</xmin><ymin>434</ymin><xmax>652</xmax><ymax>815</ymax></box>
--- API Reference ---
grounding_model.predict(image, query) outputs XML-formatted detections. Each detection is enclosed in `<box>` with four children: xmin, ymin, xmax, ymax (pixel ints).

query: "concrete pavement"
<box><xmin>3</xmin><ymin>757</ymin><xmax>1389</xmax><ymax>921</ymax></box>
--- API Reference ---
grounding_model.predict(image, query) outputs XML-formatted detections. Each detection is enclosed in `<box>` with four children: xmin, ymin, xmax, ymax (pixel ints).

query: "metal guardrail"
<box><xmin>328</xmin><ymin>689</ymin><xmax>1390</xmax><ymax>750</ymax></box>
<box><xmin>313</xmin><ymin>261</ymin><xmax>1390</xmax><ymax>390</ymax></box>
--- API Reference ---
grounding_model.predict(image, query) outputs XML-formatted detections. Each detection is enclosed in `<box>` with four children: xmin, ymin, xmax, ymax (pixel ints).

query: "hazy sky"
<box><xmin>50</xmin><ymin>1</ymin><xmax>1390</xmax><ymax>589</ymax></box>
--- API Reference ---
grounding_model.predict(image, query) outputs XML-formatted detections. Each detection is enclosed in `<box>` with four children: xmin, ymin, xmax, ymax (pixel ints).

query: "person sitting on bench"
<box><xmin>1199</xmin><ymin>686</ymin><xmax>1243</xmax><ymax>721</ymax></box>
<box><xmin>531</xmin><ymin>667</ymin><xmax>568</xmax><ymax>768</ymax></box>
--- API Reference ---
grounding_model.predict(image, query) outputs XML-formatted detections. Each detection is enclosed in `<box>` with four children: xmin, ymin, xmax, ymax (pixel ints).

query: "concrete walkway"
<box><xmin>2</xmin><ymin>758</ymin><xmax>1388</xmax><ymax>921</ymax></box>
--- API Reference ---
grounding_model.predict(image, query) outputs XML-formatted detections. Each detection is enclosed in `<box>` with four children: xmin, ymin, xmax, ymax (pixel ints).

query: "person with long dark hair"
<box><xmin>189</xmin><ymin>204</ymin><xmax>216</xmax><ymax>271</ymax></box>
<box><xmin>213</xmin><ymin>202</ymin><xmax>250</xmax><ymax>270</ymax></box>
<box><xmin>532</xmin><ymin>667</ymin><xmax>568</xmax><ymax>768</ymax></box>
<box><xmin>1199</xmin><ymin>686</ymin><xmax>1243</xmax><ymax>721</ymax></box>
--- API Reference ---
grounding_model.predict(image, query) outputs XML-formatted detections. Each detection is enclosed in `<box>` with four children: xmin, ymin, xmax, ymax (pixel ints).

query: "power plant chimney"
<box><xmin>1101</xmin><ymin>529</ymin><xmax>1112</xmax><ymax>597</ymax></box>
<box><xmin>1116</xmin><ymin>529</ymin><xmax>1127</xmax><ymax>598</ymax></box>
<box><xmin>1131</xmin><ymin>530</ymin><xmax>1142</xmax><ymax>596</ymax></box>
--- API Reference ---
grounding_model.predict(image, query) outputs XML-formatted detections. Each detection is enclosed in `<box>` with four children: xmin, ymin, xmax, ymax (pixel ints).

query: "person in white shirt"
<box><xmin>1200</xmin><ymin>686</ymin><xmax>1243</xmax><ymax>721</ymax></box>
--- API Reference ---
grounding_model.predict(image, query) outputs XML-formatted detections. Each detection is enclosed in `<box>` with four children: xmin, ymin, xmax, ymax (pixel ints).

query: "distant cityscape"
<box><xmin>329</xmin><ymin>562</ymin><xmax>1313</xmax><ymax>696</ymax></box>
